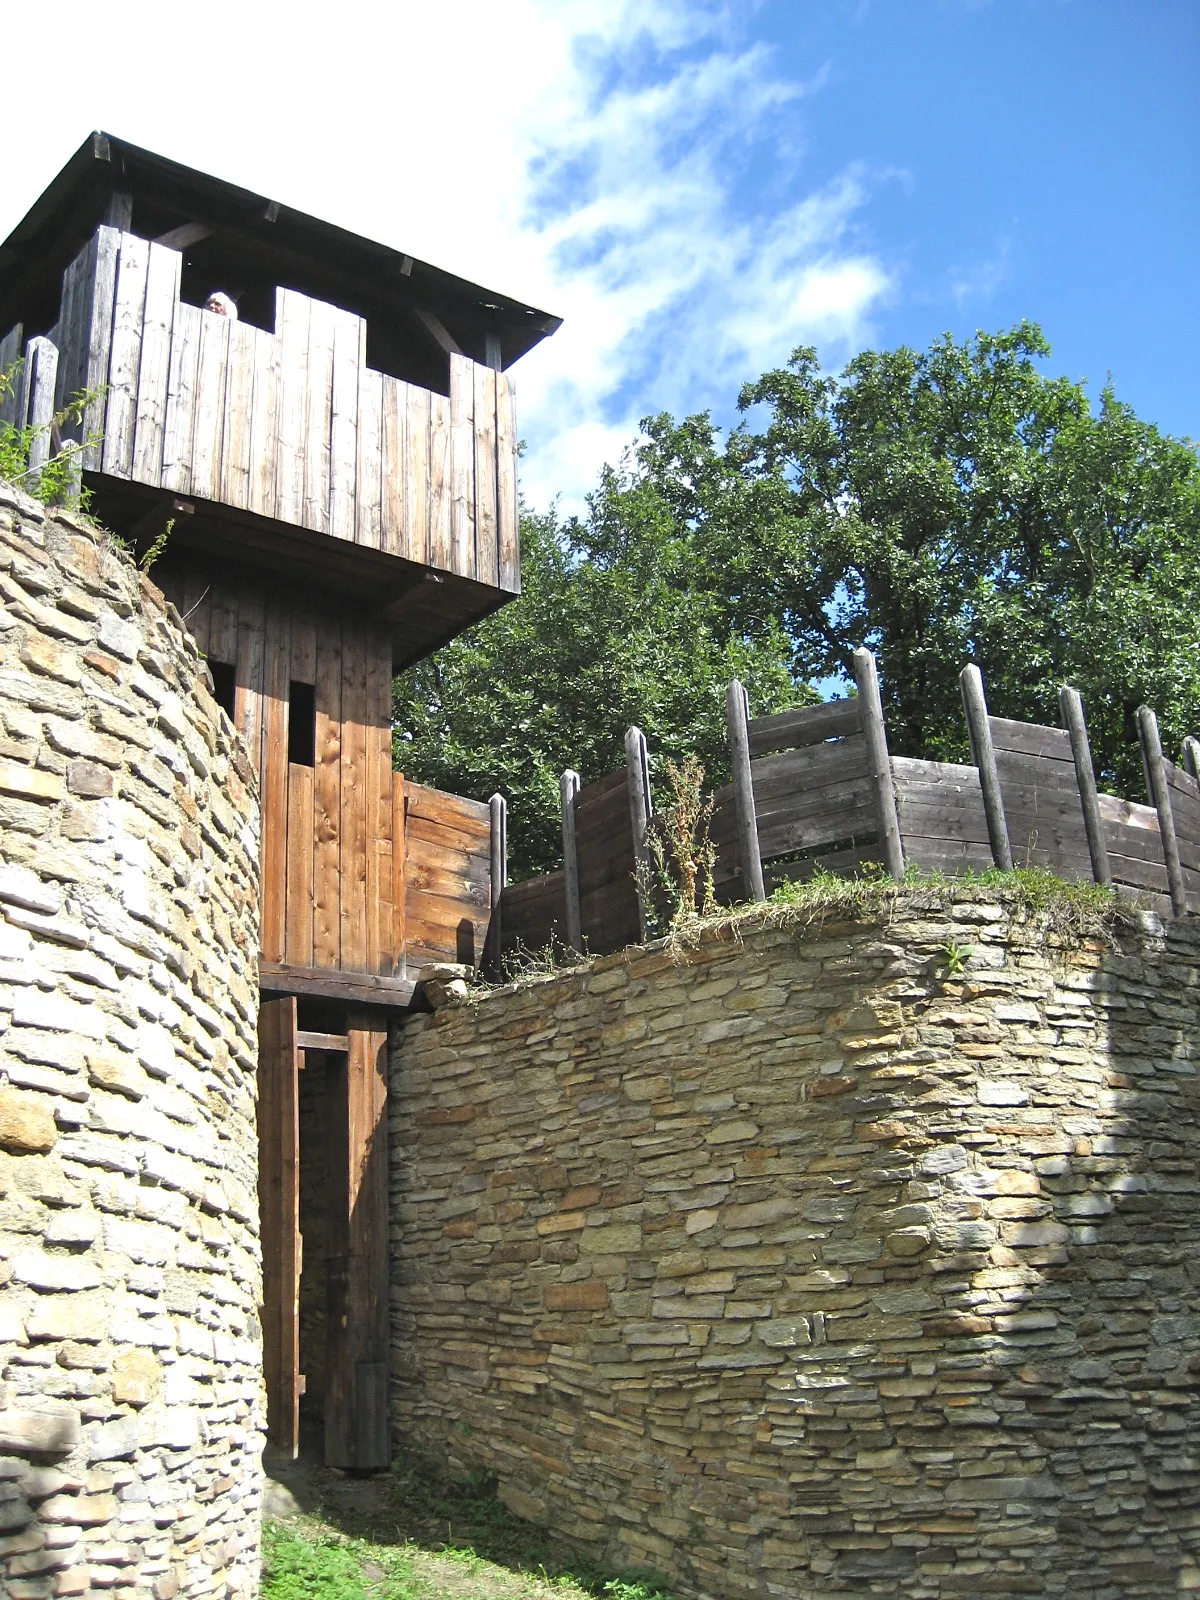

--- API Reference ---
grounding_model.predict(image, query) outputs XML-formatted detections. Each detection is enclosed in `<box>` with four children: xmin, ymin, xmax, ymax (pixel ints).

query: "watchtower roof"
<box><xmin>0</xmin><ymin>132</ymin><xmax>561</xmax><ymax>380</ymax></box>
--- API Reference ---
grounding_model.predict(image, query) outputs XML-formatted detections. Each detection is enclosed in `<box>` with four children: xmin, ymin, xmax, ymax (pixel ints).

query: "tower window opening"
<box><xmin>208</xmin><ymin>659</ymin><xmax>236</xmax><ymax>719</ymax></box>
<box><xmin>289</xmin><ymin>681</ymin><xmax>316</xmax><ymax>767</ymax></box>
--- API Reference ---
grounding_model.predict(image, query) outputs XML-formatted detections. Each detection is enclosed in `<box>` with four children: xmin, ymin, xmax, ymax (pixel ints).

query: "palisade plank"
<box><xmin>260</xmin><ymin>597</ymin><xmax>291</xmax><ymax>965</ymax></box>
<box><xmin>161</xmin><ymin>301</ymin><xmax>201</xmax><ymax>494</ymax></box>
<box><xmin>102</xmin><ymin>232</ymin><xmax>150</xmax><ymax>478</ymax></box>
<box><xmin>131</xmin><ymin>241</ymin><xmax>181</xmax><ymax>487</ymax></box>
<box><xmin>191</xmin><ymin>307</ymin><xmax>231</xmax><ymax>502</ymax></box>
<box><xmin>380</xmin><ymin>376</ymin><xmax>405</xmax><ymax>557</ymax></box>
<box><xmin>81</xmin><ymin>226</ymin><xmax>121</xmax><ymax>471</ymax></box>
<box><xmin>304</xmin><ymin>297</ymin><xmax>337</xmax><ymax>534</ymax></box>
<box><xmin>275</xmin><ymin>288</ymin><xmax>311</xmax><ymax>529</ymax></box>
<box><xmin>233</xmin><ymin>587</ymin><xmax>266</xmax><ymax>782</ymax></box>
<box><xmin>220</xmin><ymin>318</ymin><xmax>257</xmax><ymax>510</ymax></box>
<box><xmin>355</xmin><ymin>367</ymin><xmax>383</xmax><ymax>551</ymax></box>
<box><xmin>473</xmin><ymin>361</ymin><xmax>499</xmax><ymax>587</ymax></box>
<box><xmin>496</xmin><ymin>371</ymin><xmax>519</xmax><ymax>592</ymax></box>
<box><xmin>248</xmin><ymin>322</ymin><xmax>281</xmax><ymax>521</ymax></box>
<box><xmin>313</xmin><ymin>615</ymin><xmax>343</xmax><ymax>970</ymax></box>
<box><xmin>329</xmin><ymin>310</ymin><xmax>363</xmax><ymax>542</ymax></box>
<box><xmin>339</xmin><ymin>621</ymin><xmax>369</xmax><ymax>972</ymax></box>
<box><xmin>404</xmin><ymin>382</ymin><xmax>430</xmax><ymax>566</ymax></box>
<box><xmin>428</xmin><ymin>390</ymin><xmax>452</xmax><ymax>571</ymax></box>
<box><xmin>285</xmin><ymin>762</ymin><xmax>315</xmax><ymax>970</ymax></box>
<box><xmin>448</xmin><ymin>353</ymin><xmax>476</xmax><ymax>577</ymax></box>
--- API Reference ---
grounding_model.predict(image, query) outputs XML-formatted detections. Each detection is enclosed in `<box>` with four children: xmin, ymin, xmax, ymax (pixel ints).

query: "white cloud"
<box><xmin>0</xmin><ymin>0</ymin><xmax>891</xmax><ymax>515</ymax></box>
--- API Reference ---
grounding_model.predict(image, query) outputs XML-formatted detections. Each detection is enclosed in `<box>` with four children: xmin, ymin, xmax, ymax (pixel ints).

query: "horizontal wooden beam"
<box><xmin>296</xmin><ymin>1029</ymin><xmax>350</xmax><ymax>1053</ymax></box>
<box><xmin>259</xmin><ymin>963</ymin><xmax>415</xmax><ymax>1009</ymax></box>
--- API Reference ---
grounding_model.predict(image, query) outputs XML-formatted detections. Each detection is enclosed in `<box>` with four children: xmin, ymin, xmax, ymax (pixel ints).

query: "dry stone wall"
<box><xmin>0</xmin><ymin>484</ymin><xmax>262</xmax><ymax>1598</ymax></box>
<box><xmin>389</xmin><ymin>893</ymin><xmax>1200</xmax><ymax>1599</ymax></box>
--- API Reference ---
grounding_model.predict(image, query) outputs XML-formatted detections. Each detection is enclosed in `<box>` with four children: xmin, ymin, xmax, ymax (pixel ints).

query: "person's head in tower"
<box><xmin>204</xmin><ymin>291</ymin><xmax>238</xmax><ymax>320</ymax></box>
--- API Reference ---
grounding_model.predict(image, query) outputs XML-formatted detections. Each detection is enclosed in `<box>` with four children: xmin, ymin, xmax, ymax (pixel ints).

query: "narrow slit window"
<box><xmin>208</xmin><ymin>659</ymin><xmax>236</xmax><ymax>719</ymax></box>
<box><xmin>289</xmin><ymin>681</ymin><xmax>316</xmax><ymax>767</ymax></box>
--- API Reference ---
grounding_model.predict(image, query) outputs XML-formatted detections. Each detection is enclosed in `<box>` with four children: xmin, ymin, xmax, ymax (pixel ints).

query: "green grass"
<box><xmin>260</xmin><ymin>1453</ymin><xmax>677</xmax><ymax>1600</ymax></box>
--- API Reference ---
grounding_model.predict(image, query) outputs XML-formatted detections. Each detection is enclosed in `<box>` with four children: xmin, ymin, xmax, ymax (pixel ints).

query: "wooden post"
<box><xmin>257</xmin><ymin>997</ymin><xmax>301</xmax><ymax>1459</ymax></box>
<box><xmin>851</xmin><ymin>647</ymin><xmax>904</xmax><ymax>880</ymax></box>
<box><xmin>1137</xmin><ymin>705</ymin><xmax>1187</xmax><ymax>917</ymax></box>
<box><xmin>726</xmin><ymin>680</ymin><xmax>765</xmax><ymax>901</ymax></box>
<box><xmin>1059</xmin><ymin>685</ymin><xmax>1112</xmax><ymax>886</ymax></box>
<box><xmin>487</xmin><ymin>793</ymin><xmax>507</xmax><ymax>969</ymax></box>
<box><xmin>625</xmin><ymin>726</ymin><xmax>654</xmax><ymax>941</ymax></box>
<box><xmin>1183</xmin><ymin>736</ymin><xmax>1200</xmax><ymax>784</ymax></box>
<box><xmin>325</xmin><ymin>1012</ymin><xmax>390</xmax><ymax>1470</ymax></box>
<box><xmin>561</xmin><ymin>769</ymin><xmax>583</xmax><ymax>954</ymax></box>
<box><xmin>960</xmin><ymin>664</ymin><xmax>1013</xmax><ymax>871</ymax></box>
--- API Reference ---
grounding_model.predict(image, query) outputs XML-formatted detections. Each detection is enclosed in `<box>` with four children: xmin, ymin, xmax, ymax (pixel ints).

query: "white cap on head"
<box><xmin>204</xmin><ymin>291</ymin><xmax>238</xmax><ymax>320</ymax></box>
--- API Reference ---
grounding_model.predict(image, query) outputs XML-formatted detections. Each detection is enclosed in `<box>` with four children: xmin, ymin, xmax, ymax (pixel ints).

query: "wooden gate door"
<box><xmin>257</xmin><ymin>997</ymin><xmax>302</xmax><ymax>1456</ymax></box>
<box><xmin>324</xmin><ymin>1012</ymin><xmax>390</xmax><ymax>1469</ymax></box>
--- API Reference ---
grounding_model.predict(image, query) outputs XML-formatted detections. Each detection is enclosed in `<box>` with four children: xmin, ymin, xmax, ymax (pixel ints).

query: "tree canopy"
<box><xmin>394</xmin><ymin>322</ymin><xmax>1200</xmax><ymax>875</ymax></box>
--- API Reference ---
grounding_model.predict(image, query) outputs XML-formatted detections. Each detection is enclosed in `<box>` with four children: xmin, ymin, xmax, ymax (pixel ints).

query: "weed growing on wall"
<box><xmin>644</xmin><ymin>754</ymin><xmax>716</xmax><ymax>931</ymax></box>
<box><xmin>0</xmin><ymin>359</ymin><xmax>102</xmax><ymax>512</ymax></box>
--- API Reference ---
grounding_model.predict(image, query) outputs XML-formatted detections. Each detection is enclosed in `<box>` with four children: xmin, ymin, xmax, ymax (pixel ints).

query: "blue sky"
<box><xmin>1</xmin><ymin>1</ymin><xmax>1195</xmax><ymax>514</ymax></box>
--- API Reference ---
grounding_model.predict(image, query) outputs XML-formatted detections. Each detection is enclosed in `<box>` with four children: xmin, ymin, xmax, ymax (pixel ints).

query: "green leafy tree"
<box><xmin>396</xmin><ymin>322</ymin><xmax>1200</xmax><ymax>872</ymax></box>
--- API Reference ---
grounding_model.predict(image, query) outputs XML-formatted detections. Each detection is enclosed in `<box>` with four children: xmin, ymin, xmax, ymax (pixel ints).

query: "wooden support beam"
<box><xmin>296</xmin><ymin>1029</ymin><xmax>350</xmax><ymax>1053</ymax></box>
<box><xmin>561</xmin><ymin>769</ymin><xmax>583</xmax><ymax>955</ymax></box>
<box><xmin>324</xmin><ymin>1014</ymin><xmax>390</xmax><ymax>1470</ymax></box>
<box><xmin>626</xmin><ymin>725</ymin><xmax>654</xmax><ymax>941</ymax></box>
<box><xmin>413</xmin><ymin>307</ymin><xmax>461</xmax><ymax>357</ymax></box>
<box><xmin>128</xmin><ymin>494</ymin><xmax>194</xmax><ymax>546</ymax></box>
<box><xmin>259</xmin><ymin>963</ymin><xmax>415</xmax><ymax>1008</ymax></box>
<box><xmin>381</xmin><ymin>570</ymin><xmax>444</xmax><ymax>623</ymax></box>
<box><xmin>726</xmin><ymin>680</ymin><xmax>765</xmax><ymax>901</ymax></box>
<box><xmin>960</xmin><ymin>664</ymin><xmax>1013</xmax><ymax>871</ymax></box>
<box><xmin>153</xmin><ymin>222</ymin><xmax>213</xmax><ymax>250</ymax></box>
<box><xmin>1059</xmin><ymin>685</ymin><xmax>1112</xmax><ymax>886</ymax></box>
<box><xmin>851</xmin><ymin>647</ymin><xmax>904</xmax><ymax>881</ymax></box>
<box><xmin>1138</xmin><ymin>704</ymin><xmax>1187</xmax><ymax>917</ymax></box>
<box><xmin>257</xmin><ymin>997</ymin><xmax>301</xmax><ymax>1458</ymax></box>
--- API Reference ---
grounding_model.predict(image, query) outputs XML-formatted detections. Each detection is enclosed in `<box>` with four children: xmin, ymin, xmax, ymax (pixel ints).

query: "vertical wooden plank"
<box><xmin>0</xmin><ymin>324</ymin><xmax>24</xmax><ymax>429</ymax></box>
<box><xmin>960</xmin><ymin>665</ymin><xmax>1014</xmax><ymax>871</ymax></box>
<box><xmin>428</xmin><ymin>391</ymin><xmax>452</xmax><ymax>572</ymax></box>
<box><xmin>132</xmin><ymin>241</ymin><xmax>182</xmax><ymax>488</ymax></box>
<box><xmin>370</xmin><ymin>629</ymin><xmax>394</xmax><ymax>975</ymax></box>
<box><xmin>355</xmin><ymin>368</ymin><xmax>383</xmax><ymax>551</ymax></box>
<box><xmin>380</xmin><ymin>376</ymin><xmax>405</xmax><ymax>556</ymax></box>
<box><xmin>304</xmin><ymin>298</ymin><xmax>336</xmax><ymax>534</ymax></box>
<box><xmin>257</xmin><ymin>996</ymin><xmax>301</xmax><ymax>1458</ymax></box>
<box><xmin>727</xmin><ymin>680</ymin><xmax>765</xmax><ymax>901</ymax></box>
<box><xmin>275</xmin><ymin>288</ymin><xmax>311</xmax><ymax>530</ymax></box>
<box><xmin>285</xmin><ymin>763</ymin><xmax>315</xmax><ymax>970</ymax></box>
<box><xmin>561</xmin><ymin>769</ymin><xmax>583</xmax><ymax>955</ymax></box>
<box><xmin>161</xmin><ymin>301</ymin><xmax>202</xmax><ymax>494</ymax></box>
<box><xmin>340</xmin><ymin>623</ymin><xmax>369</xmax><ymax>972</ymax></box>
<box><xmin>474</xmin><ymin>362</ymin><xmax>499</xmax><ymax>587</ymax></box>
<box><xmin>22</xmin><ymin>339</ymin><xmax>59</xmax><ymax>476</ymax></box>
<box><xmin>449</xmin><ymin>353</ymin><xmax>476</xmax><ymax>577</ymax></box>
<box><xmin>392</xmin><ymin>773</ymin><xmax>407</xmax><ymax>975</ymax></box>
<box><xmin>852</xmin><ymin>647</ymin><xmax>905</xmax><ymax>880</ymax></box>
<box><xmin>329</xmin><ymin>311</ymin><xmax>362</xmax><ymax>542</ymax></box>
<box><xmin>179</xmin><ymin>571</ymin><xmax>212</xmax><ymax>656</ymax></box>
<box><xmin>260</xmin><ymin>599</ymin><xmax>291</xmax><ymax>965</ymax></box>
<box><xmin>1138</xmin><ymin>705</ymin><xmax>1187</xmax><ymax>917</ymax></box>
<box><xmin>54</xmin><ymin>238</ymin><xmax>92</xmax><ymax>414</ymax></box>
<box><xmin>325</xmin><ymin>1016</ymin><xmax>390</xmax><ymax>1470</ymax></box>
<box><xmin>248</xmin><ymin>322</ymin><xmax>281</xmax><ymax>521</ymax></box>
<box><xmin>81</xmin><ymin>227</ymin><xmax>121</xmax><ymax>471</ymax></box>
<box><xmin>207</xmin><ymin>581</ymin><xmax>239</xmax><ymax>670</ymax></box>
<box><xmin>234</xmin><ymin>587</ymin><xmax>267</xmax><ymax>783</ymax></box>
<box><xmin>1060</xmin><ymin>685</ymin><xmax>1112</xmax><ymax>886</ymax></box>
<box><xmin>220</xmin><ymin>318</ymin><xmax>257</xmax><ymax>510</ymax></box>
<box><xmin>496</xmin><ymin>370</ymin><xmax>520</xmax><ymax>592</ymax></box>
<box><xmin>402</xmin><ymin>383</ymin><xmax>430</xmax><ymax>567</ymax></box>
<box><xmin>313</xmin><ymin>616</ymin><xmax>343</xmax><ymax>970</ymax></box>
<box><xmin>191</xmin><ymin>308</ymin><xmax>231</xmax><ymax>503</ymax></box>
<box><xmin>101</xmin><ymin>232</ymin><xmax>150</xmax><ymax>478</ymax></box>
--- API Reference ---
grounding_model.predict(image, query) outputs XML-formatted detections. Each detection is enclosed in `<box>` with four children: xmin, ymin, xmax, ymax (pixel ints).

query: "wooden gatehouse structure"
<box><xmin>0</xmin><ymin>132</ymin><xmax>560</xmax><ymax>1468</ymax></box>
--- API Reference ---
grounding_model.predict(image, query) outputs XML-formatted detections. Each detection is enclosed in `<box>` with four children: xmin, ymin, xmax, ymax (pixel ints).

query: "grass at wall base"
<box><xmin>261</xmin><ymin>1452</ymin><xmax>675</xmax><ymax>1600</ymax></box>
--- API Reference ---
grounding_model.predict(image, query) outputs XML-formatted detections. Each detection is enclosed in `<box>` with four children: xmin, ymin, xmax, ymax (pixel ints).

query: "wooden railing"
<box><xmin>0</xmin><ymin>226</ymin><xmax>519</xmax><ymax>591</ymax></box>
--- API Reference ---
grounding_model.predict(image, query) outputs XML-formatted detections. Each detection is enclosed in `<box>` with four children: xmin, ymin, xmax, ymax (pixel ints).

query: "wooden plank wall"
<box><xmin>44</xmin><ymin>227</ymin><xmax>520</xmax><ymax>591</ymax></box>
<box><xmin>988</xmin><ymin>716</ymin><xmax>1094</xmax><ymax>880</ymax></box>
<box><xmin>713</xmin><ymin>698</ymin><xmax>883</xmax><ymax>895</ymax></box>
<box><xmin>892</xmin><ymin>757</ymin><xmax>993</xmax><ymax>876</ymax></box>
<box><xmin>403</xmin><ymin>781</ymin><xmax>493</xmax><ymax>969</ymax></box>
<box><xmin>494</xmin><ymin>870</ymin><xmax>569</xmax><ymax>964</ymax></box>
<box><xmin>168</xmin><ymin>564</ymin><xmax>400</xmax><ymax>978</ymax></box>
<box><xmin>1165</xmin><ymin>762</ymin><xmax>1200</xmax><ymax>912</ymax></box>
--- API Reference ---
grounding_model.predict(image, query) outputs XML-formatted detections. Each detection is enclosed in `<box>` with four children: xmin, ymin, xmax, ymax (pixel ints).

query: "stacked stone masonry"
<box><xmin>390</xmin><ymin>896</ymin><xmax>1200</xmax><ymax>1598</ymax></box>
<box><xmin>0</xmin><ymin>484</ymin><xmax>263</xmax><ymax>1599</ymax></box>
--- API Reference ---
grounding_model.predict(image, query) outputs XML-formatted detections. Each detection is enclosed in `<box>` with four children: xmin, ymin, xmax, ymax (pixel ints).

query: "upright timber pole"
<box><xmin>852</xmin><ymin>647</ymin><xmax>904</xmax><ymax>881</ymax></box>
<box><xmin>726</xmin><ymin>680</ymin><xmax>765</xmax><ymax>902</ymax></box>
<box><xmin>561</xmin><ymin>769</ymin><xmax>583</xmax><ymax>954</ymax></box>
<box><xmin>1059</xmin><ymin>685</ymin><xmax>1112</xmax><ymax>887</ymax></box>
<box><xmin>488</xmin><ymin>793</ymin><xmax>507</xmax><ymax>960</ymax></box>
<box><xmin>625</xmin><ymin>726</ymin><xmax>654</xmax><ymax>941</ymax></box>
<box><xmin>960</xmin><ymin>664</ymin><xmax>1013</xmax><ymax>872</ymax></box>
<box><xmin>1138</xmin><ymin>706</ymin><xmax>1187</xmax><ymax>918</ymax></box>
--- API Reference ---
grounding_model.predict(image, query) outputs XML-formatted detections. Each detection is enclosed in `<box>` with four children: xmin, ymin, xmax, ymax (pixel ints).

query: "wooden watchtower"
<box><xmin>0</xmin><ymin>133</ymin><xmax>559</xmax><ymax>1467</ymax></box>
